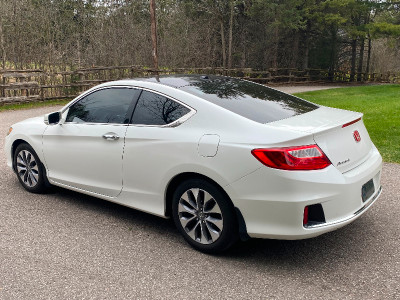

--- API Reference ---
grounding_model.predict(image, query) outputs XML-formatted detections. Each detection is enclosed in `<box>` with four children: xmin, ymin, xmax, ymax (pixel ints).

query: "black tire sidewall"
<box><xmin>172</xmin><ymin>178</ymin><xmax>238</xmax><ymax>253</ymax></box>
<box><xmin>14</xmin><ymin>143</ymin><xmax>46</xmax><ymax>193</ymax></box>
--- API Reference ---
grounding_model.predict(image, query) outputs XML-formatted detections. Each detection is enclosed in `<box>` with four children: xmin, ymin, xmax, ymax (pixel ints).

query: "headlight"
<box><xmin>7</xmin><ymin>127</ymin><xmax>13</xmax><ymax>136</ymax></box>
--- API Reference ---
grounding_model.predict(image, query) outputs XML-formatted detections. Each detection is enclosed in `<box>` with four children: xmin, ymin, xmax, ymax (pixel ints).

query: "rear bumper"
<box><xmin>305</xmin><ymin>186</ymin><xmax>381</xmax><ymax>231</ymax></box>
<box><xmin>226</xmin><ymin>145</ymin><xmax>383</xmax><ymax>240</ymax></box>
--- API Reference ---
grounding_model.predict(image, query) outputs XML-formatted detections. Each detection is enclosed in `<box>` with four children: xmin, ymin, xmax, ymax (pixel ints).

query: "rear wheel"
<box><xmin>172</xmin><ymin>178</ymin><xmax>238</xmax><ymax>253</ymax></box>
<box><xmin>14</xmin><ymin>143</ymin><xmax>47</xmax><ymax>193</ymax></box>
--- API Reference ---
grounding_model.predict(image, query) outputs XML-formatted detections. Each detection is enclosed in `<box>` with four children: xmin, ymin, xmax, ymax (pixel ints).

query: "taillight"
<box><xmin>303</xmin><ymin>206</ymin><xmax>309</xmax><ymax>226</ymax></box>
<box><xmin>251</xmin><ymin>145</ymin><xmax>331</xmax><ymax>170</ymax></box>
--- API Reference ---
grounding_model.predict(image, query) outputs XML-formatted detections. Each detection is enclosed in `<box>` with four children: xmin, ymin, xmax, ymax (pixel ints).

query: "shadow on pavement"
<box><xmin>47</xmin><ymin>183</ymin><xmax>377</xmax><ymax>274</ymax></box>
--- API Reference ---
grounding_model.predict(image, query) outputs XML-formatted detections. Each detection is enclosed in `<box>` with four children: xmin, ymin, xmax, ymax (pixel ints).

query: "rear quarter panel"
<box><xmin>118</xmin><ymin>99</ymin><xmax>316</xmax><ymax>217</ymax></box>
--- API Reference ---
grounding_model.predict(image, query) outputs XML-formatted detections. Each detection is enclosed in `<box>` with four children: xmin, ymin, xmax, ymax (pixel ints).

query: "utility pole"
<box><xmin>227</xmin><ymin>0</ymin><xmax>234</xmax><ymax>69</ymax></box>
<box><xmin>150</xmin><ymin>0</ymin><xmax>158</xmax><ymax>71</ymax></box>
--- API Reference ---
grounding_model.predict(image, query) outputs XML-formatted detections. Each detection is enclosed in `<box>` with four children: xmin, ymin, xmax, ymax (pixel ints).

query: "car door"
<box><xmin>121</xmin><ymin>90</ymin><xmax>195</xmax><ymax>215</ymax></box>
<box><xmin>42</xmin><ymin>87</ymin><xmax>140</xmax><ymax>197</ymax></box>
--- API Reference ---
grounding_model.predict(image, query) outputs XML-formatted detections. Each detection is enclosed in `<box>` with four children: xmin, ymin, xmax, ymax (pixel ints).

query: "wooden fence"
<box><xmin>1</xmin><ymin>66</ymin><xmax>399</xmax><ymax>104</ymax></box>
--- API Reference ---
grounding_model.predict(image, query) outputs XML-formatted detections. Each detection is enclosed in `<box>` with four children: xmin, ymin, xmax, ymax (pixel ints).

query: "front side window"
<box><xmin>131</xmin><ymin>91</ymin><xmax>191</xmax><ymax>126</ymax></box>
<box><xmin>66</xmin><ymin>88</ymin><xmax>139</xmax><ymax>124</ymax></box>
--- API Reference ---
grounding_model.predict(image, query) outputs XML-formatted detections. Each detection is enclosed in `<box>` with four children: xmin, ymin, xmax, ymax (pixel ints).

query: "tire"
<box><xmin>172</xmin><ymin>178</ymin><xmax>238</xmax><ymax>254</ymax></box>
<box><xmin>13</xmin><ymin>143</ymin><xmax>47</xmax><ymax>193</ymax></box>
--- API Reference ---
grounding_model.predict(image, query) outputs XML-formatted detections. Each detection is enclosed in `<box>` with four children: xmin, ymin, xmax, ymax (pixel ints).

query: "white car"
<box><xmin>5</xmin><ymin>75</ymin><xmax>382</xmax><ymax>253</ymax></box>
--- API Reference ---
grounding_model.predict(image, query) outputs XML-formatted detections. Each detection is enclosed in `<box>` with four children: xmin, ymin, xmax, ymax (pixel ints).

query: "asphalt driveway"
<box><xmin>0</xmin><ymin>101</ymin><xmax>399</xmax><ymax>299</ymax></box>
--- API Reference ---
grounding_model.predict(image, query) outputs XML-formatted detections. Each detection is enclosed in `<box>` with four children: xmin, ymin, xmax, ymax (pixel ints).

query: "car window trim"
<box><xmin>62</xmin><ymin>85</ymin><xmax>196</xmax><ymax>127</ymax></box>
<box><xmin>129</xmin><ymin>87</ymin><xmax>196</xmax><ymax>128</ymax></box>
<box><xmin>124</xmin><ymin>89</ymin><xmax>142</xmax><ymax>124</ymax></box>
<box><xmin>63</xmin><ymin>86</ymin><xmax>141</xmax><ymax>125</ymax></box>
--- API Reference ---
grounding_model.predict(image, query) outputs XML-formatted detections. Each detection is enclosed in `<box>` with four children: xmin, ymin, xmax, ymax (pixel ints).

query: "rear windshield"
<box><xmin>179</xmin><ymin>77</ymin><xmax>318</xmax><ymax>123</ymax></box>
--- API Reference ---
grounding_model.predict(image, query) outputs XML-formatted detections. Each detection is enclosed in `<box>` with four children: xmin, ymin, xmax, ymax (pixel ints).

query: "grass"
<box><xmin>0</xmin><ymin>99</ymin><xmax>71</xmax><ymax>112</ymax></box>
<box><xmin>295</xmin><ymin>84</ymin><xmax>400</xmax><ymax>164</ymax></box>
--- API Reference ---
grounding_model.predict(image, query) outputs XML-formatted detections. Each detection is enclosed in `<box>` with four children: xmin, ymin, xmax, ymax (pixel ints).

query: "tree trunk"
<box><xmin>77</xmin><ymin>39</ymin><xmax>81</xmax><ymax>69</ymax></box>
<box><xmin>0</xmin><ymin>17</ymin><xmax>5</xmax><ymax>69</ymax></box>
<box><xmin>272</xmin><ymin>25</ymin><xmax>279</xmax><ymax>69</ymax></box>
<box><xmin>206</xmin><ymin>25</ymin><xmax>212</xmax><ymax>67</ymax></box>
<box><xmin>357</xmin><ymin>38</ymin><xmax>365</xmax><ymax>81</ymax></box>
<box><xmin>227</xmin><ymin>0</ymin><xmax>234</xmax><ymax>69</ymax></box>
<box><xmin>366</xmin><ymin>33</ymin><xmax>372</xmax><ymax>76</ymax></box>
<box><xmin>328</xmin><ymin>28</ymin><xmax>337</xmax><ymax>81</ymax></box>
<box><xmin>291</xmin><ymin>31</ymin><xmax>299</xmax><ymax>69</ymax></box>
<box><xmin>302</xmin><ymin>41</ymin><xmax>309</xmax><ymax>70</ymax></box>
<box><xmin>240</xmin><ymin>32</ymin><xmax>246</xmax><ymax>68</ymax></box>
<box><xmin>350</xmin><ymin>39</ymin><xmax>357</xmax><ymax>82</ymax></box>
<box><xmin>220</xmin><ymin>18</ymin><xmax>226</xmax><ymax>68</ymax></box>
<box><xmin>301</xmin><ymin>30</ymin><xmax>309</xmax><ymax>70</ymax></box>
<box><xmin>150</xmin><ymin>0</ymin><xmax>159</xmax><ymax>70</ymax></box>
<box><xmin>301</xmin><ymin>21</ymin><xmax>312</xmax><ymax>70</ymax></box>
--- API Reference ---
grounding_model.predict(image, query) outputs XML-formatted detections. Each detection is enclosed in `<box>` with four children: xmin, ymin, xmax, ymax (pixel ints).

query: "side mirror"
<box><xmin>44</xmin><ymin>111</ymin><xmax>62</xmax><ymax>125</ymax></box>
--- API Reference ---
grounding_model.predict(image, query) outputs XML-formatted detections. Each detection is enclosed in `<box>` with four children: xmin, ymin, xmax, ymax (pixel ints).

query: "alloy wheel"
<box><xmin>178</xmin><ymin>188</ymin><xmax>224</xmax><ymax>244</ymax></box>
<box><xmin>16</xmin><ymin>150</ymin><xmax>39</xmax><ymax>188</ymax></box>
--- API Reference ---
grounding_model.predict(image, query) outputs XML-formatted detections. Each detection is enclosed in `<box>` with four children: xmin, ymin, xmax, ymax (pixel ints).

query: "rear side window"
<box><xmin>66</xmin><ymin>88</ymin><xmax>139</xmax><ymax>124</ymax></box>
<box><xmin>131</xmin><ymin>90</ymin><xmax>190</xmax><ymax>126</ymax></box>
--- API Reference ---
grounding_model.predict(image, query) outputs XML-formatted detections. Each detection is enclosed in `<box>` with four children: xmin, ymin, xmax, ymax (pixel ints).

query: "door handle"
<box><xmin>102</xmin><ymin>133</ymin><xmax>119</xmax><ymax>140</ymax></box>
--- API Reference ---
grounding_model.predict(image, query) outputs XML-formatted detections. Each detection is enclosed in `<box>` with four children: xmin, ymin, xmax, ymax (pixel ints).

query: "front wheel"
<box><xmin>172</xmin><ymin>178</ymin><xmax>238</xmax><ymax>253</ymax></box>
<box><xmin>14</xmin><ymin>143</ymin><xmax>47</xmax><ymax>193</ymax></box>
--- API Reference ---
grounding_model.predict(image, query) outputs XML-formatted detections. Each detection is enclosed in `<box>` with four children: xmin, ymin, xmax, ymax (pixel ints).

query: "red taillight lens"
<box><xmin>303</xmin><ymin>206</ymin><xmax>309</xmax><ymax>226</ymax></box>
<box><xmin>251</xmin><ymin>145</ymin><xmax>331</xmax><ymax>170</ymax></box>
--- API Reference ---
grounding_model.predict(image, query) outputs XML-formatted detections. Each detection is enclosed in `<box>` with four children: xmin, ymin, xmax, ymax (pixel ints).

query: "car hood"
<box><xmin>13</xmin><ymin>116</ymin><xmax>45</xmax><ymax>127</ymax></box>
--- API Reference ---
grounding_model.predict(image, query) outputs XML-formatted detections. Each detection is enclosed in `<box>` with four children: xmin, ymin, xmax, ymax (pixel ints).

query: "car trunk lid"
<box><xmin>269</xmin><ymin>106</ymin><xmax>373</xmax><ymax>173</ymax></box>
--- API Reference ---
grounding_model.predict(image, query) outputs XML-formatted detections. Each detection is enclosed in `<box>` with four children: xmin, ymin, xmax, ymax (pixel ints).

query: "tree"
<box><xmin>150</xmin><ymin>0</ymin><xmax>159</xmax><ymax>70</ymax></box>
<box><xmin>0</xmin><ymin>0</ymin><xmax>399</xmax><ymax>73</ymax></box>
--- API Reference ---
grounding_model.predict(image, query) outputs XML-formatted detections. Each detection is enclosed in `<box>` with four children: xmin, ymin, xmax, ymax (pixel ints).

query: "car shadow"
<box><xmin>47</xmin><ymin>185</ymin><xmax>177</xmax><ymax>231</ymax></box>
<box><xmin>46</xmin><ymin>184</ymin><xmax>379</xmax><ymax>274</ymax></box>
<box><xmin>222</xmin><ymin>216</ymin><xmax>380</xmax><ymax>276</ymax></box>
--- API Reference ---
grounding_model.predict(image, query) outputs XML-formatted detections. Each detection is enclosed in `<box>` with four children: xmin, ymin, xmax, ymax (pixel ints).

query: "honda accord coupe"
<box><xmin>4</xmin><ymin>75</ymin><xmax>383</xmax><ymax>253</ymax></box>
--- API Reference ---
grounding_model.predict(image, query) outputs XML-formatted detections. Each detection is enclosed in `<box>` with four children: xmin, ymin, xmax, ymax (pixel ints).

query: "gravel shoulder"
<box><xmin>0</xmin><ymin>93</ymin><xmax>399</xmax><ymax>299</ymax></box>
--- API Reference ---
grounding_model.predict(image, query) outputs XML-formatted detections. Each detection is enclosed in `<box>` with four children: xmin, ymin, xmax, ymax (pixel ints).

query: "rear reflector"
<box><xmin>251</xmin><ymin>145</ymin><xmax>331</xmax><ymax>170</ymax></box>
<box><xmin>342</xmin><ymin>117</ymin><xmax>361</xmax><ymax>128</ymax></box>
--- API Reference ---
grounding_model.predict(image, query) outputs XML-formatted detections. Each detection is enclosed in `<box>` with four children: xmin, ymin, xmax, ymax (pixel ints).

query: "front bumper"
<box><xmin>226</xmin><ymin>145</ymin><xmax>383</xmax><ymax>240</ymax></box>
<box><xmin>4</xmin><ymin>135</ymin><xmax>13</xmax><ymax>169</ymax></box>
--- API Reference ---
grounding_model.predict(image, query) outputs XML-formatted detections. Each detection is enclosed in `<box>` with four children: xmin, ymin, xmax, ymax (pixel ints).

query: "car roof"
<box><xmin>103</xmin><ymin>74</ymin><xmax>227</xmax><ymax>90</ymax></box>
<box><xmin>131</xmin><ymin>74</ymin><xmax>222</xmax><ymax>89</ymax></box>
<box><xmin>96</xmin><ymin>74</ymin><xmax>318</xmax><ymax>125</ymax></box>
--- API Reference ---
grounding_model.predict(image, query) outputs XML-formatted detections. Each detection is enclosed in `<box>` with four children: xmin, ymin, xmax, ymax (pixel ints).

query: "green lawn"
<box><xmin>0</xmin><ymin>99</ymin><xmax>70</xmax><ymax>112</ymax></box>
<box><xmin>295</xmin><ymin>84</ymin><xmax>400</xmax><ymax>164</ymax></box>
